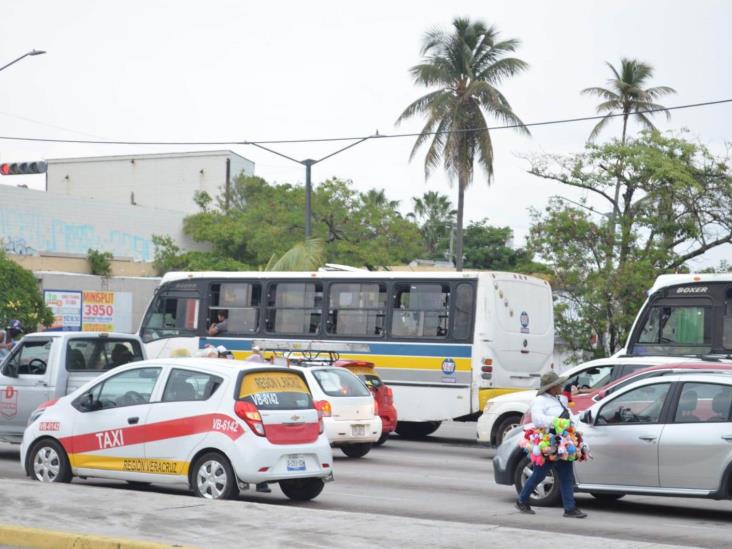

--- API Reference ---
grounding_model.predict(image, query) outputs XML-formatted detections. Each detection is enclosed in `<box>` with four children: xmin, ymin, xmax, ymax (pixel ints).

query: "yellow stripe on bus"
<box><xmin>478</xmin><ymin>388</ymin><xmax>531</xmax><ymax>411</ymax></box>
<box><xmin>232</xmin><ymin>351</ymin><xmax>472</xmax><ymax>372</ymax></box>
<box><xmin>70</xmin><ymin>454</ymin><xmax>189</xmax><ymax>476</ymax></box>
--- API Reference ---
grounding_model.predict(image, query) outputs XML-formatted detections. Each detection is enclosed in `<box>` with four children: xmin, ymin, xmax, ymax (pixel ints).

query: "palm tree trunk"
<box><xmin>455</xmin><ymin>176</ymin><xmax>466</xmax><ymax>271</ymax></box>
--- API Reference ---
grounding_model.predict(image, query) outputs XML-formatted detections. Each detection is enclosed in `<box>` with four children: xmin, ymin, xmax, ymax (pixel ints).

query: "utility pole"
<box><xmin>303</xmin><ymin>159</ymin><xmax>315</xmax><ymax>238</ymax></box>
<box><xmin>250</xmin><ymin>137</ymin><xmax>371</xmax><ymax>239</ymax></box>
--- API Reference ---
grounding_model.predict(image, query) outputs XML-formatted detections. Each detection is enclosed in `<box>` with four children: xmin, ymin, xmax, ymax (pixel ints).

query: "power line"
<box><xmin>0</xmin><ymin>98</ymin><xmax>728</xmax><ymax>147</ymax></box>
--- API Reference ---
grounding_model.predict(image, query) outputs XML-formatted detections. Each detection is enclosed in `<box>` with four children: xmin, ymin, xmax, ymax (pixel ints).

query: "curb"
<box><xmin>0</xmin><ymin>523</ymin><xmax>198</xmax><ymax>549</ymax></box>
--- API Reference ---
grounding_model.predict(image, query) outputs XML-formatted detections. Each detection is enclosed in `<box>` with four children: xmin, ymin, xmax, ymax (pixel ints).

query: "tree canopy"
<box><xmin>528</xmin><ymin>131</ymin><xmax>732</xmax><ymax>357</ymax></box>
<box><xmin>0</xmin><ymin>251</ymin><xmax>53</xmax><ymax>330</ymax></box>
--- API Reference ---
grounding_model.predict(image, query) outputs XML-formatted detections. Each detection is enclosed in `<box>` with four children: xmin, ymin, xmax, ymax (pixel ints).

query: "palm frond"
<box><xmin>265</xmin><ymin>239</ymin><xmax>325</xmax><ymax>272</ymax></box>
<box><xmin>581</xmin><ymin>87</ymin><xmax>620</xmax><ymax>102</ymax></box>
<box><xmin>587</xmin><ymin>114</ymin><xmax>614</xmax><ymax>142</ymax></box>
<box><xmin>477</xmin><ymin>57</ymin><xmax>529</xmax><ymax>83</ymax></box>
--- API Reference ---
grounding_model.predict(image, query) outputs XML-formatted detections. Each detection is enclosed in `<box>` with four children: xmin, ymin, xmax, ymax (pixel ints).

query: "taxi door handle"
<box><xmin>128</xmin><ymin>417</ymin><xmax>139</xmax><ymax>425</ymax></box>
<box><xmin>722</xmin><ymin>435</ymin><xmax>732</xmax><ymax>441</ymax></box>
<box><xmin>638</xmin><ymin>435</ymin><xmax>657</xmax><ymax>442</ymax></box>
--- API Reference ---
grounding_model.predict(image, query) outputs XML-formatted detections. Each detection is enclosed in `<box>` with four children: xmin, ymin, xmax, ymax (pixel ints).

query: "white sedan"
<box><xmin>21</xmin><ymin>358</ymin><xmax>333</xmax><ymax>501</ymax></box>
<box><xmin>290</xmin><ymin>365</ymin><xmax>382</xmax><ymax>458</ymax></box>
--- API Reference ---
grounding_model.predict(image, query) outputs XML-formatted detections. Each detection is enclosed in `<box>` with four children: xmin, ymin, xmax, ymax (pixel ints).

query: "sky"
<box><xmin>1</xmin><ymin>0</ymin><xmax>731</xmax><ymax>268</ymax></box>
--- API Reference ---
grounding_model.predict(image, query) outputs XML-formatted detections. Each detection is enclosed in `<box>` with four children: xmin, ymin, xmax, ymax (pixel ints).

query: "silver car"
<box><xmin>494</xmin><ymin>372</ymin><xmax>732</xmax><ymax>506</ymax></box>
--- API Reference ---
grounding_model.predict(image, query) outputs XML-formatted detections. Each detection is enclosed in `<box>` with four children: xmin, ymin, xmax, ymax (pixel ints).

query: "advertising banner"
<box><xmin>44</xmin><ymin>290</ymin><xmax>83</xmax><ymax>331</ymax></box>
<box><xmin>82</xmin><ymin>291</ymin><xmax>132</xmax><ymax>332</ymax></box>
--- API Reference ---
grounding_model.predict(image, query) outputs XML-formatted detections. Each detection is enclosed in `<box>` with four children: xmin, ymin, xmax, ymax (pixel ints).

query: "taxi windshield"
<box><xmin>239</xmin><ymin>371</ymin><xmax>313</xmax><ymax>410</ymax></box>
<box><xmin>312</xmin><ymin>369</ymin><xmax>371</xmax><ymax>397</ymax></box>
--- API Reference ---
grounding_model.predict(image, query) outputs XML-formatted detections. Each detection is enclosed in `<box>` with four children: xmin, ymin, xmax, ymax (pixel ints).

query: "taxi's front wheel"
<box><xmin>29</xmin><ymin>439</ymin><xmax>72</xmax><ymax>483</ymax></box>
<box><xmin>279</xmin><ymin>478</ymin><xmax>324</xmax><ymax>501</ymax></box>
<box><xmin>190</xmin><ymin>452</ymin><xmax>237</xmax><ymax>500</ymax></box>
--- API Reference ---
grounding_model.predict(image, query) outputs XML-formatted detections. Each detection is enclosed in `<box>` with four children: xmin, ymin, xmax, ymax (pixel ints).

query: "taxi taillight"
<box><xmin>235</xmin><ymin>401</ymin><xmax>266</xmax><ymax>437</ymax></box>
<box><xmin>373</xmin><ymin>398</ymin><xmax>379</xmax><ymax>416</ymax></box>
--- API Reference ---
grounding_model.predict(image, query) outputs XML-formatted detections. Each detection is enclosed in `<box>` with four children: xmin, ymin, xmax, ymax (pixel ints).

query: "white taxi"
<box><xmin>290</xmin><ymin>365</ymin><xmax>382</xmax><ymax>458</ymax></box>
<box><xmin>20</xmin><ymin>358</ymin><xmax>333</xmax><ymax>501</ymax></box>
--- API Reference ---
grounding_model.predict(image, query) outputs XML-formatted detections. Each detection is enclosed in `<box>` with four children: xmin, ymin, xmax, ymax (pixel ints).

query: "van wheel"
<box><xmin>190</xmin><ymin>452</ymin><xmax>237</xmax><ymax>500</ymax></box>
<box><xmin>495</xmin><ymin>414</ymin><xmax>522</xmax><ymax>446</ymax></box>
<box><xmin>395</xmin><ymin>421</ymin><xmax>442</xmax><ymax>439</ymax></box>
<box><xmin>279</xmin><ymin>478</ymin><xmax>325</xmax><ymax>501</ymax></box>
<box><xmin>341</xmin><ymin>443</ymin><xmax>372</xmax><ymax>458</ymax></box>
<box><xmin>513</xmin><ymin>455</ymin><xmax>561</xmax><ymax>507</ymax></box>
<box><xmin>29</xmin><ymin>439</ymin><xmax>72</xmax><ymax>483</ymax></box>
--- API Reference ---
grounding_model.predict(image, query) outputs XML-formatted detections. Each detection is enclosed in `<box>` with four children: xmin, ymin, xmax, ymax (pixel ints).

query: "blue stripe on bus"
<box><xmin>202</xmin><ymin>338</ymin><xmax>472</xmax><ymax>358</ymax></box>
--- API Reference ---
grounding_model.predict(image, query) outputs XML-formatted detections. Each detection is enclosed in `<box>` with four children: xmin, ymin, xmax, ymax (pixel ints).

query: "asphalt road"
<box><xmin>2</xmin><ymin>422</ymin><xmax>731</xmax><ymax>548</ymax></box>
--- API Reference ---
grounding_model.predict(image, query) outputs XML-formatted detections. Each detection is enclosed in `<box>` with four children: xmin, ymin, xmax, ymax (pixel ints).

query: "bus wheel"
<box><xmin>395</xmin><ymin>421</ymin><xmax>442</xmax><ymax>439</ymax></box>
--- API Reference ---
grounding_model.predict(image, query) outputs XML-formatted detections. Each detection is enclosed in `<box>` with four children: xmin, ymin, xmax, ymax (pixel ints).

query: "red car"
<box><xmin>522</xmin><ymin>361</ymin><xmax>732</xmax><ymax>423</ymax></box>
<box><xmin>335</xmin><ymin>360</ymin><xmax>397</xmax><ymax>445</ymax></box>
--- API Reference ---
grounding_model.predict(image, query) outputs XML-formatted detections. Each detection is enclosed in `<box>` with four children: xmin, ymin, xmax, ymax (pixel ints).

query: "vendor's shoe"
<box><xmin>514</xmin><ymin>501</ymin><xmax>535</xmax><ymax>514</ymax></box>
<box><xmin>255</xmin><ymin>483</ymin><xmax>272</xmax><ymax>493</ymax></box>
<box><xmin>563</xmin><ymin>508</ymin><xmax>587</xmax><ymax>519</ymax></box>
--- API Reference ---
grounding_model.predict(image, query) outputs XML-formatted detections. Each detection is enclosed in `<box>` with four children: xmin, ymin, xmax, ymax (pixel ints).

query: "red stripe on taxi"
<box><xmin>59</xmin><ymin>413</ymin><xmax>243</xmax><ymax>454</ymax></box>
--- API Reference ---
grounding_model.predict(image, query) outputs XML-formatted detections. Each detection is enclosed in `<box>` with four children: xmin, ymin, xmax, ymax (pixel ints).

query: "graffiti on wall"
<box><xmin>0</xmin><ymin>208</ymin><xmax>154</xmax><ymax>261</ymax></box>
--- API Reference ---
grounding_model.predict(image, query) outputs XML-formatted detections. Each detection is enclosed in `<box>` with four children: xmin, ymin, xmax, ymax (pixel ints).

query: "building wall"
<box><xmin>46</xmin><ymin>150</ymin><xmax>254</xmax><ymax>215</ymax></box>
<box><xmin>13</xmin><ymin>254</ymin><xmax>156</xmax><ymax>277</ymax></box>
<box><xmin>0</xmin><ymin>184</ymin><xmax>205</xmax><ymax>262</ymax></box>
<box><xmin>36</xmin><ymin>272</ymin><xmax>161</xmax><ymax>333</ymax></box>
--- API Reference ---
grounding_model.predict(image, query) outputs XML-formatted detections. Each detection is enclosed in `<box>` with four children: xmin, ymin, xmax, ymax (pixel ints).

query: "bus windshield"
<box><xmin>634</xmin><ymin>304</ymin><xmax>712</xmax><ymax>355</ymax></box>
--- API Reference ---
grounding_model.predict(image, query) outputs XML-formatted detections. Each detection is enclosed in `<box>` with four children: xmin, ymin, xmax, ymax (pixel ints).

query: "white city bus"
<box><xmin>139</xmin><ymin>271</ymin><xmax>554</xmax><ymax>437</ymax></box>
<box><xmin>624</xmin><ymin>273</ymin><xmax>732</xmax><ymax>358</ymax></box>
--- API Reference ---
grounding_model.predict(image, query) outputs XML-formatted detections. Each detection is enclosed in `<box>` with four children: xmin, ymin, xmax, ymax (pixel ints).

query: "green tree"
<box><xmin>582</xmin><ymin>58</ymin><xmax>676</xmax><ymax>143</ymax></box>
<box><xmin>409</xmin><ymin>191</ymin><xmax>456</xmax><ymax>260</ymax></box>
<box><xmin>527</xmin><ymin>131</ymin><xmax>732</xmax><ymax>356</ymax></box>
<box><xmin>87</xmin><ymin>248</ymin><xmax>113</xmax><ymax>277</ymax></box>
<box><xmin>0</xmin><ymin>251</ymin><xmax>53</xmax><ymax>329</ymax></box>
<box><xmin>264</xmin><ymin>239</ymin><xmax>326</xmax><ymax>271</ymax></box>
<box><xmin>397</xmin><ymin>18</ymin><xmax>530</xmax><ymax>270</ymax></box>
<box><xmin>462</xmin><ymin>220</ymin><xmax>543</xmax><ymax>272</ymax></box>
<box><xmin>154</xmin><ymin>175</ymin><xmax>425</xmax><ymax>274</ymax></box>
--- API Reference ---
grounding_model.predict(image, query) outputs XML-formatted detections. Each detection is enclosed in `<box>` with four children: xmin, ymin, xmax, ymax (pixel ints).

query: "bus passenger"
<box><xmin>208</xmin><ymin>310</ymin><xmax>229</xmax><ymax>336</ymax></box>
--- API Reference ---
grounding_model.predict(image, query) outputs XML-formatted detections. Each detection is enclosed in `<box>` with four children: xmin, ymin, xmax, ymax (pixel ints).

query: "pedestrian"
<box><xmin>515</xmin><ymin>371</ymin><xmax>588</xmax><ymax>519</ymax></box>
<box><xmin>246</xmin><ymin>345</ymin><xmax>266</xmax><ymax>363</ymax></box>
<box><xmin>208</xmin><ymin>310</ymin><xmax>229</xmax><ymax>336</ymax></box>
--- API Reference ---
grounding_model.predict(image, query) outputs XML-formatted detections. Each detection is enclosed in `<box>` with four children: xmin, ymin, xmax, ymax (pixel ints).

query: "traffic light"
<box><xmin>0</xmin><ymin>161</ymin><xmax>47</xmax><ymax>175</ymax></box>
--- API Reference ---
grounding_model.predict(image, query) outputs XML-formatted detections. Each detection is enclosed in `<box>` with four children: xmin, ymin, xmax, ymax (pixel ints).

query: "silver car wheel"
<box><xmin>522</xmin><ymin>463</ymin><xmax>555</xmax><ymax>497</ymax></box>
<box><xmin>196</xmin><ymin>459</ymin><xmax>228</xmax><ymax>499</ymax></box>
<box><xmin>33</xmin><ymin>446</ymin><xmax>61</xmax><ymax>482</ymax></box>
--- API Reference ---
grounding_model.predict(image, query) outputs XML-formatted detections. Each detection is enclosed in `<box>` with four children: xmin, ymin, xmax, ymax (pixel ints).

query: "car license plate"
<box><xmin>352</xmin><ymin>424</ymin><xmax>366</xmax><ymax>437</ymax></box>
<box><xmin>287</xmin><ymin>455</ymin><xmax>306</xmax><ymax>471</ymax></box>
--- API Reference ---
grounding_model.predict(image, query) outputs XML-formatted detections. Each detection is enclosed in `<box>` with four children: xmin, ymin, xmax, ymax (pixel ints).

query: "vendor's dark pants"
<box><xmin>518</xmin><ymin>460</ymin><xmax>576</xmax><ymax>512</ymax></box>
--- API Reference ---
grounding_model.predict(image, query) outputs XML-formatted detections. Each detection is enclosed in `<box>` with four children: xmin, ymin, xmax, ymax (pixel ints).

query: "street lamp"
<box><xmin>0</xmin><ymin>49</ymin><xmax>46</xmax><ymax>73</ymax></box>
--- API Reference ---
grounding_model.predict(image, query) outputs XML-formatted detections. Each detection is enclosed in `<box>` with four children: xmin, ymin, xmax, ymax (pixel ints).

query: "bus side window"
<box><xmin>391</xmin><ymin>283</ymin><xmax>450</xmax><ymax>338</ymax></box>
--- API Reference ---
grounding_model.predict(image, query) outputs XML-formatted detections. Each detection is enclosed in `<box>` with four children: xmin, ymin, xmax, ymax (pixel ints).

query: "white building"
<box><xmin>46</xmin><ymin>150</ymin><xmax>254</xmax><ymax>214</ymax></box>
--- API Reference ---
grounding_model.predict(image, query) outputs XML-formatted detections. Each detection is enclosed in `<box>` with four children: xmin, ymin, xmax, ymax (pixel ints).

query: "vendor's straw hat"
<box><xmin>537</xmin><ymin>371</ymin><xmax>566</xmax><ymax>395</ymax></box>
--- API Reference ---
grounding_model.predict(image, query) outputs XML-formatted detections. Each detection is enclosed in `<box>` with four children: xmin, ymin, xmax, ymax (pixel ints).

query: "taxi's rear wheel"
<box><xmin>341</xmin><ymin>443</ymin><xmax>372</xmax><ymax>458</ymax></box>
<box><xmin>190</xmin><ymin>452</ymin><xmax>237</xmax><ymax>500</ymax></box>
<box><xmin>29</xmin><ymin>439</ymin><xmax>72</xmax><ymax>484</ymax></box>
<box><xmin>279</xmin><ymin>477</ymin><xmax>324</xmax><ymax>501</ymax></box>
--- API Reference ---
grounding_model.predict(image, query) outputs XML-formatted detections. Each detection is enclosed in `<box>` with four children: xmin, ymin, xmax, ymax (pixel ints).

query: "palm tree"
<box><xmin>582</xmin><ymin>58</ymin><xmax>676</xmax><ymax>143</ymax></box>
<box><xmin>397</xmin><ymin>18</ymin><xmax>530</xmax><ymax>270</ymax></box>
<box><xmin>409</xmin><ymin>191</ymin><xmax>456</xmax><ymax>258</ymax></box>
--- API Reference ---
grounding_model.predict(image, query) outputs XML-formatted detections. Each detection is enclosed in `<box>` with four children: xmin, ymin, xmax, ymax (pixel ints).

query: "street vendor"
<box><xmin>515</xmin><ymin>371</ymin><xmax>588</xmax><ymax>519</ymax></box>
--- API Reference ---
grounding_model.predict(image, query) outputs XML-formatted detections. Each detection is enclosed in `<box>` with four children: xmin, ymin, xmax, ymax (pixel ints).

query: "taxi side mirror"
<box><xmin>2</xmin><ymin>361</ymin><xmax>18</xmax><ymax>378</ymax></box>
<box><xmin>78</xmin><ymin>393</ymin><xmax>98</xmax><ymax>412</ymax></box>
<box><xmin>580</xmin><ymin>410</ymin><xmax>592</xmax><ymax>424</ymax></box>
